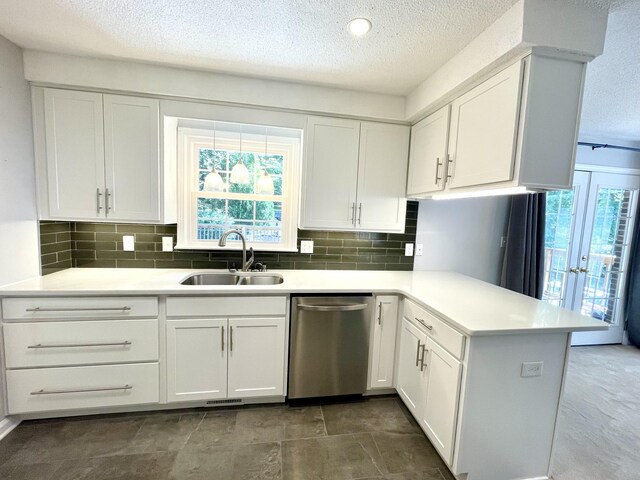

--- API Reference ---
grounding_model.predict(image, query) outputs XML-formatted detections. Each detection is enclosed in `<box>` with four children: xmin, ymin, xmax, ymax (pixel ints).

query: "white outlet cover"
<box><xmin>122</xmin><ymin>235</ymin><xmax>135</xmax><ymax>252</ymax></box>
<box><xmin>405</xmin><ymin>243</ymin><xmax>414</xmax><ymax>256</ymax></box>
<box><xmin>162</xmin><ymin>236</ymin><xmax>174</xmax><ymax>252</ymax></box>
<box><xmin>300</xmin><ymin>240</ymin><xmax>314</xmax><ymax>254</ymax></box>
<box><xmin>521</xmin><ymin>361</ymin><xmax>544</xmax><ymax>377</ymax></box>
<box><xmin>416</xmin><ymin>244</ymin><xmax>424</xmax><ymax>256</ymax></box>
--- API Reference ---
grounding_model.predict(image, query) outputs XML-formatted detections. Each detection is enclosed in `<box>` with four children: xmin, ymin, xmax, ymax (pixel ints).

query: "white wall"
<box><xmin>413</xmin><ymin>197</ymin><xmax>510</xmax><ymax>285</ymax></box>
<box><xmin>0</xmin><ymin>34</ymin><xmax>39</xmax><ymax>424</ymax></box>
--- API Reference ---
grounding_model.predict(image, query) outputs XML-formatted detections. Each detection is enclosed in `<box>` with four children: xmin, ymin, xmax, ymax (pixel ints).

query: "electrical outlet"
<box><xmin>416</xmin><ymin>244</ymin><xmax>424</xmax><ymax>256</ymax></box>
<box><xmin>300</xmin><ymin>240</ymin><xmax>314</xmax><ymax>254</ymax></box>
<box><xmin>122</xmin><ymin>235</ymin><xmax>135</xmax><ymax>252</ymax></box>
<box><xmin>162</xmin><ymin>236</ymin><xmax>174</xmax><ymax>252</ymax></box>
<box><xmin>405</xmin><ymin>243</ymin><xmax>414</xmax><ymax>256</ymax></box>
<box><xmin>521</xmin><ymin>361</ymin><xmax>543</xmax><ymax>377</ymax></box>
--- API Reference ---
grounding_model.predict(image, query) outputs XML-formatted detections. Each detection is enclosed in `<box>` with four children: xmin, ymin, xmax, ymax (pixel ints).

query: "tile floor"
<box><xmin>0</xmin><ymin>396</ymin><xmax>455</xmax><ymax>480</ymax></box>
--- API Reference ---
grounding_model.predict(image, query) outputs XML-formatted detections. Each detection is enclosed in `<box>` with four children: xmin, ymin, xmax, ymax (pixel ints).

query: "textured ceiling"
<box><xmin>0</xmin><ymin>0</ymin><xmax>526</xmax><ymax>95</ymax></box>
<box><xmin>579</xmin><ymin>0</ymin><xmax>640</xmax><ymax>141</ymax></box>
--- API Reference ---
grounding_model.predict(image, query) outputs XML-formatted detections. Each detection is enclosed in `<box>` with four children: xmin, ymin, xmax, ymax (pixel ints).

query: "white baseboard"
<box><xmin>0</xmin><ymin>416</ymin><xmax>21</xmax><ymax>441</ymax></box>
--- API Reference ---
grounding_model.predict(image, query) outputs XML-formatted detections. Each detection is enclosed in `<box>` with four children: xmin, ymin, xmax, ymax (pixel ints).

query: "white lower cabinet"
<box><xmin>421</xmin><ymin>338</ymin><xmax>462</xmax><ymax>465</ymax></box>
<box><xmin>228</xmin><ymin>317</ymin><xmax>286</xmax><ymax>398</ymax></box>
<box><xmin>166</xmin><ymin>315</ymin><xmax>286</xmax><ymax>402</ymax></box>
<box><xmin>368</xmin><ymin>295</ymin><xmax>399</xmax><ymax>389</ymax></box>
<box><xmin>7</xmin><ymin>363</ymin><xmax>159</xmax><ymax>414</ymax></box>
<box><xmin>166</xmin><ymin>318</ymin><xmax>227</xmax><ymax>402</ymax></box>
<box><xmin>396</xmin><ymin>317</ymin><xmax>428</xmax><ymax>418</ymax></box>
<box><xmin>396</xmin><ymin>313</ymin><xmax>464</xmax><ymax>468</ymax></box>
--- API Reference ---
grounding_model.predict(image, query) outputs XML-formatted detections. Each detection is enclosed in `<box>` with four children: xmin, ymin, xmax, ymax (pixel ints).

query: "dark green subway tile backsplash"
<box><xmin>40</xmin><ymin>201</ymin><xmax>418</xmax><ymax>274</ymax></box>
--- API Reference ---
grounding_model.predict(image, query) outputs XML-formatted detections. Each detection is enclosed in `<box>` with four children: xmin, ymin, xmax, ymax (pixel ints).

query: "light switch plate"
<box><xmin>405</xmin><ymin>243</ymin><xmax>414</xmax><ymax>256</ymax></box>
<box><xmin>162</xmin><ymin>236</ymin><xmax>174</xmax><ymax>252</ymax></box>
<box><xmin>416</xmin><ymin>244</ymin><xmax>424</xmax><ymax>256</ymax></box>
<box><xmin>521</xmin><ymin>361</ymin><xmax>543</xmax><ymax>377</ymax></box>
<box><xmin>300</xmin><ymin>240</ymin><xmax>314</xmax><ymax>254</ymax></box>
<box><xmin>122</xmin><ymin>235</ymin><xmax>135</xmax><ymax>252</ymax></box>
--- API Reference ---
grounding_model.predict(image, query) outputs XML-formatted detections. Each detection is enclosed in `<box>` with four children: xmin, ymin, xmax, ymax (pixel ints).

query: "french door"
<box><xmin>543</xmin><ymin>170</ymin><xmax>640</xmax><ymax>345</ymax></box>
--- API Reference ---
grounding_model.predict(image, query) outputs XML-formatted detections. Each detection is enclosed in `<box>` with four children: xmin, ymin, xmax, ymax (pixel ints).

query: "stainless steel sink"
<box><xmin>180</xmin><ymin>273</ymin><xmax>240</xmax><ymax>285</ymax></box>
<box><xmin>180</xmin><ymin>273</ymin><xmax>284</xmax><ymax>286</ymax></box>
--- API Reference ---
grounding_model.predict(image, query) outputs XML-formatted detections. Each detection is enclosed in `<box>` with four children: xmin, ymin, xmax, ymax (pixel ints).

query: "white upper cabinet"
<box><xmin>407</xmin><ymin>106</ymin><xmax>450</xmax><ymax>197</ymax></box>
<box><xmin>103</xmin><ymin>95</ymin><xmax>160</xmax><ymax>222</ymax></box>
<box><xmin>35</xmin><ymin>87</ymin><xmax>167</xmax><ymax>223</ymax></box>
<box><xmin>301</xmin><ymin>116</ymin><xmax>410</xmax><ymax>232</ymax></box>
<box><xmin>301</xmin><ymin>116</ymin><xmax>361</xmax><ymax>230</ymax></box>
<box><xmin>447</xmin><ymin>60</ymin><xmax>523</xmax><ymax>189</ymax></box>
<box><xmin>357</xmin><ymin>123</ymin><xmax>409</xmax><ymax>232</ymax></box>
<box><xmin>407</xmin><ymin>54</ymin><xmax>586</xmax><ymax>197</ymax></box>
<box><xmin>43</xmin><ymin>89</ymin><xmax>105</xmax><ymax>220</ymax></box>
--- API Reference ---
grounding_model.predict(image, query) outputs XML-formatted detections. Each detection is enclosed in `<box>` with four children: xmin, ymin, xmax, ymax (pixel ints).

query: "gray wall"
<box><xmin>413</xmin><ymin>197</ymin><xmax>510</xmax><ymax>284</ymax></box>
<box><xmin>0</xmin><ymin>35</ymin><xmax>39</xmax><ymax>423</ymax></box>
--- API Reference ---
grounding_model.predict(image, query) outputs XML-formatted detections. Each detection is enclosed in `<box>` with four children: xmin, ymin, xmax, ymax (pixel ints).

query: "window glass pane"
<box><xmin>228</xmin><ymin>200</ymin><xmax>254</xmax><ymax>221</ymax></box>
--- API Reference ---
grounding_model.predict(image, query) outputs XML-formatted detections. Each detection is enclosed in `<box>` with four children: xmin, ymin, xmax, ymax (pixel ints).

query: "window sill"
<box><xmin>174</xmin><ymin>243</ymin><xmax>299</xmax><ymax>253</ymax></box>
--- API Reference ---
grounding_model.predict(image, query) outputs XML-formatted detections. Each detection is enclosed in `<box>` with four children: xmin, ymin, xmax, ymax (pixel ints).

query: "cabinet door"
<box><xmin>447</xmin><ymin>61</ymin><xmax>523</xmax><ymax>189</ymax></box>
<box><xmin>369</xmin><ymin>296</ymin><xmax>399</xmax><ymax>389</ymax></box>
<box><xmin>166</xmin><ymin>319</ymin><xmax>227</xmax><ymax>402</ymax></box>
<box><xmin>407</xmin><ymin>106</ymin><xmax>450</xmax><ymax>196</ymax></box>
<box><xmin>43</xmin><ymin>89</ymin><xmax>105</xmax><ymax>219</ymax></box>
<box><xmin>357</xmin><ymin>122</ymin><xmax>410</xmax><ymax>232</ymax></box>
<box><xmin>227</xmin><ymin>317</ymin><xmax>286</xmax><ymax>398</ymax></box>
<box><xmin>421</xmin><ymin>338</ymin><xmax>462</xmax><ymax>465</ymax></box>
<box><xmin>301</xmin><ymin>116</ymin><xmax>360</xmax><ymax>230</ymax></box>
<box><xmin>396</xmin><ymin>317</ymin><xmax>427</xmax><ymax>419</ymax></box>
<box><xmin>104</xmin><ymin>95</ymin><xmax>160</xmax><ymax>222</ymax></box>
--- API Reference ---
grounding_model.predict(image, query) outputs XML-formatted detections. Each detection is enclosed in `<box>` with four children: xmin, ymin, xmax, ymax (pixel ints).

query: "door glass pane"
<box><xmin>581</xmin><ymin>187</ymin><xmax>636</xmax><ymax>324</ymax></box>
<box><xmin>543</xmin><ymin>189</ymin><xmax>577</xmax><ymax>306</ymax></box>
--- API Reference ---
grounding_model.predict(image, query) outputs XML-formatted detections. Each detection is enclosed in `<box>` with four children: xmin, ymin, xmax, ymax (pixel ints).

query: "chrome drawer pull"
<box><xmin>25</xmin><ymin>306</ymin><xmax>132</xmax><ymax>312</ymax></box>
<box><xmin>30</xmin><ymin>385</ymin><xmax>132</xmax><ymax>395</ymax></box>
<box><xmin>415</xmin><ymin>340</ymin><xmax>422</xmax><ymax>367</ymax></box>
<box><xmin>415</xmin><ymin>317</ymin><xmax>433</xmax><ymax>330</ymax></box>
<box><xmin>27</xmin><ymin>341</ymin><xmax>132</xmax><ymax>349</ymax></box>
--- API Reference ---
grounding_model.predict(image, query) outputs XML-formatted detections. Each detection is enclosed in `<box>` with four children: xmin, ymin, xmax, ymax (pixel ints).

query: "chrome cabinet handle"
<box><xmin>350</xmin><ymin>202</ymin><xmax>356</xmax><ymax>226</ymax></box>
<box><xmin>31</xmin><ymin>385</ymin><xmax>132</xmax><ymax>395</ymax></box>
<box><xmin>446</xmin><ymin>154</ymin><xmax>455</xmax><ymax>182</ymax></box>
<box><xmin>415</xmin><ymin>317</ymin><xmax>433</xmax><ymax>330</ymax></box>
<box><xmin>298</xmin><ymin>303</ymin><xmax>369</xmax><ymax>312</ymax></box>
<box><xmin>377</xmin><ymin>303</ymin><xmax>382</xmax><ymax>325</ymax></box>
<box><xmin>221</xmin><ymin>325</ymin><xmax>224</xmax><ymax>352</ymax></box>
<box><xmin>96</xmin><ymin>188</ymin><xmax>103</xmax><ymax>215</ymax></box>
<box><xmin>435</xmin><ymin>157</ymin><xmax>443</xmax><ymax>184</ymax></box>
<box><xmin>28</xmin><ymin>341</ymin><xmax>131</xmax><ymax>349</ymax></box>
<box><xmin>25</xmin><ymin>306</ymin><xmax>132</xmax><ymax>312</ymax></box>
<box><xmin>357</xmin><ymin>203</ymin><xmax>362</xmax><ymax>225</ymax></box>
<box><xmin>415</xmin><ymin>340</ymin><xmax>422</xmax><ymax>367</ymax></box>
<box><xmin>420</xmin><ymin>346</ymin><xmax>428</xmax><ymax>372</ymax></box>
<box><xmin>105</xmin><ymin>188</ymin><xmax>112</xmax><ymax>215</ymax></box>
<box><xmin>230</xmin><ymin>326</ymin><xmax>233</xmax><ymax>352</ymax></box>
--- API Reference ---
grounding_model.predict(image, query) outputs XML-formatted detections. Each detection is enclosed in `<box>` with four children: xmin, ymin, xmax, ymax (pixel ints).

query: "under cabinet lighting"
<box><xmin>431</xmin><ymin>186</ymin><xmax>537</xmax><ymax>200</ymax></box>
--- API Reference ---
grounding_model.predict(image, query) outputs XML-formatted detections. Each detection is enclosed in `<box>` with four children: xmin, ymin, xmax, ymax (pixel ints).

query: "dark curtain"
<box><xmin>625</xmin><ymin>207</ymin><xmax>640</xmax><ymax>346</ymax></box>
<box><xmin>500</xmin><ymin>193</ymin><xmax>546</xmax><ymax>299</ymax></box>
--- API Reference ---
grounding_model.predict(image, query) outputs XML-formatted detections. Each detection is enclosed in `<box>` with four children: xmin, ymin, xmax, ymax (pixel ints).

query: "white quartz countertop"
<box><xmin>0</xmin><ymin>268</ymin><xmax>607</xmax><ymax>336</ymax></box>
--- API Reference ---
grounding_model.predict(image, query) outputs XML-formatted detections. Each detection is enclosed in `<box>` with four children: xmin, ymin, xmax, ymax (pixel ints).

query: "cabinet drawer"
<box><xmin>3</xmin><ymin>319</ymin><xmax>159</xmax><ymax>368</ymax></box>
<box><xmin>6</xmin><ymin>363</ymin><xmax>159</xmax><ymax>414</ymax></box>
<box><xmin>166</xmin><ymin>296</ymin><xmax>287</xmax><ymax>317</ymax></box>
<box><xmin>2</xmin><ymin>297</ymin><xmax>158</xmax><ymax>321</ymax></box>
<box><xmin>403</xmin><ymin>299</ymin><xmax>465</xmax><ymax>360</ymax></box>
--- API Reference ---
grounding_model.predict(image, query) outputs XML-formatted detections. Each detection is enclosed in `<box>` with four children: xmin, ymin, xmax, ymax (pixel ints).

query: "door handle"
<box><xmin>96</xmin><ymin>188</ymin><xmax>103</xmax><ymax>215</ymax></box>
<box><xmin>357</xmin><ymin>203</ymin><xmax>362</xmax><ymax>225</ymax></box>
<box><xmin>446</xmin><ymin>154</ymin><xmax>455</xmax><ymax>182</ymax></box>
<box><xmin>298</xmin><ymin>303</ymin><xmax>369</xmax><ymax>312</ymax></box>
<box><xmin>569</xmin><ymin>267</ymin><xmax>580</xmax><ymax>274</ymax></box>
<box><xmin>415</xmin><ymin>340</ymin><xmax>422</xmax><ymax>367</ymax></box>
<box><xmin>350</xmin><ymin>202</ymin><xmax>356</xmax><ymax>226</ymax></box>
<box><xmin>377</xmin><ymin>303</ymin><xmax>382</xmax><ymax>325</ymax></box>
<box><xmin>230</xmin><ymin>326</ymin><xmax>233</xmax><ymax>352</ymax></box>
<box><xmin>221</xmin><ymin>325</ymin><xmax>224</xmax><ymax>352</ymax></box>
<box><xmin>579</xmin><ymin>267</ymin><xmax>589</xmax><ymax>273</ymax></box>
<box><xmin>105</xmin><ymin>188</ymin><xmax>112</xmax><ymax>215</ymax></box>
<box><xmin>435</xmin><ymin>157</ymin><xmax>443</xmax><ymax>184</ymax></box>
<box><xmin>420</xmin><ymin>345</ymin><xmax>428</xmax><ymax>372</ymax></box>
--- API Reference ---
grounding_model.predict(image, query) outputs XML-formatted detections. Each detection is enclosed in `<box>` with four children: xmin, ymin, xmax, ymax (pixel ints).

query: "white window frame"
<box><xmin>176</xmin><ymin>126</ymin><xmax>301</xmax><ymax>251</ymax></box>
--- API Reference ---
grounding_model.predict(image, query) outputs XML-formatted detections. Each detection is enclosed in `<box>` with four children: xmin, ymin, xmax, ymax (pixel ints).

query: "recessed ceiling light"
<box><xmin>348</xmin><ymin>18</ymin><xmax>372</xmax><ymax>36</ymax></box>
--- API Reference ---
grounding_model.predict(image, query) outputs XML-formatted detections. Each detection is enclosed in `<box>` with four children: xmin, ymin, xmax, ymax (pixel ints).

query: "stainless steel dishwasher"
<box><xmin>288</xmin><ymin>295</ymin><xmax>373</xmax><ymax>399</ymax></box>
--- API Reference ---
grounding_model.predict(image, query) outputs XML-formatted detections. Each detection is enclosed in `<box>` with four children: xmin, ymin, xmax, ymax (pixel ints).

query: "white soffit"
<box><xmin>0</xmin><ymin>0</ymin><xmax>522</xmax><ymax>96</ymax></box>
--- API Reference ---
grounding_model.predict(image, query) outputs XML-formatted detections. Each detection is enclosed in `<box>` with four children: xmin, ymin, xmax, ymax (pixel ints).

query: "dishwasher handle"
<box><xmin>297</xmin><ymin>303</ymin><xmax>369</xmax><ymax>312</ymax></box>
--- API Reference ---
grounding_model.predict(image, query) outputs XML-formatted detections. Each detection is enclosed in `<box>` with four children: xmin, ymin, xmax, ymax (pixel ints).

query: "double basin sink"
<box><xmin>180</xmin><ymin>272</ymin><xmax>284</xmax><ymax>286</ymax></box>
